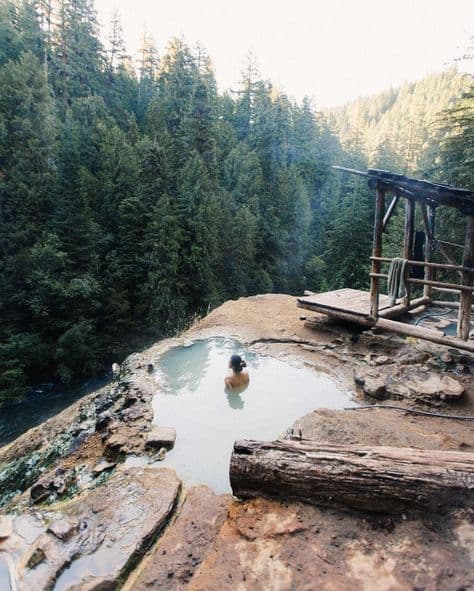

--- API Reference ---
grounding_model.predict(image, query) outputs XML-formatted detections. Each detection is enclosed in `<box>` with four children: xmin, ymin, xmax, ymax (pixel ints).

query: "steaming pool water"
<box><xmin>152</xmin><ymin>337</ymin><xmax>355</xmax><ymax>493</ymax></box>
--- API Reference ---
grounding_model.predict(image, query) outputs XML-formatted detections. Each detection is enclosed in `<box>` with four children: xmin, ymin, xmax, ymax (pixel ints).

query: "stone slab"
<box><xmin>146</xmin><ymin>426</ymin><xmax>177</xmax><ymax>451</ymax></box>
<box><xmin>132</xmin><ymin>485</ymin><xmax>231</xmax><ymax>591</ymax></box>
<box><xmin>2</xmin><ymin>467</ymin><xmax>180</xmax><ymax>591</ymax></box>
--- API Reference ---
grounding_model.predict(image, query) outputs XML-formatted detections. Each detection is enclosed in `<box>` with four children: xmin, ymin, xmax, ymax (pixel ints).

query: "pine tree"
<box><xmin>136</xmin><ymin>30</ymin><xmax>158</xmax><ymax>121</ymax></box>
<box><xmin>0</xmin><ymin>51</ymin><xmax>58</xmax><ymax>400</ymax></box>
<box><xmin>51</xmin><ymin>0</ymin><xmax>105</xmax><ymax>107</ymax></box>
<box><xmin>0</xmin><ymin>0</ymin><xmax>22</xmax><ymax>64</ymax></box>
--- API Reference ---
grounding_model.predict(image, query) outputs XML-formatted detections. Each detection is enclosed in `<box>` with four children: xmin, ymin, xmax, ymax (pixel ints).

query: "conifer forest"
<box><xmin>0</xmin><ymin>0</ymin><xmax>472</xmax><ymax>403</ymax></box>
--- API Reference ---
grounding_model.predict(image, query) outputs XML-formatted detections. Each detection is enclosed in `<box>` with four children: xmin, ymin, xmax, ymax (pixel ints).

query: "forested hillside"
<box><xmin>328</xmin><ymin>70</ymin><xmax>468</xmax><ymax>173</ymax></box>
<box><xmin>0</xmin><ymin>0</ymin><xmax>472</xmax><ymax>403</ymax></box>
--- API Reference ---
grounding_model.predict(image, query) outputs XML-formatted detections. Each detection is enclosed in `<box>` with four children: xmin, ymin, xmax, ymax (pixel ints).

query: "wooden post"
<box><xmin>423</xmin><ymin>205</ymin><xmax>435</xmax><ymax>301</ymax></box>
<box><xmin>457</xmin><ymin>215</ymin><xmax>474</xmax><ymax>340</ymax></box>
<box><xmin>402</xmin><ymin>198</ymin><xmax>415</xmax><ymax>306</ymax></box>
<box><xmin>370</xmin><ymin>187</ymin><xmax>385</xmax><ymax>319</ymax></box>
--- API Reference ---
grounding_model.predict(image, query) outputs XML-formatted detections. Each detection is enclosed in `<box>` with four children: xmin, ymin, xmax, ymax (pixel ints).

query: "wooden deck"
<box><xmin>297</xmin><ymin>288</ymin><xmax>474</xmax><ymax>352</ymax></box>
<box><xmin>297</xmin><ymin>288</ymin><xmax>398</xmax><ymax>326</ymax></box>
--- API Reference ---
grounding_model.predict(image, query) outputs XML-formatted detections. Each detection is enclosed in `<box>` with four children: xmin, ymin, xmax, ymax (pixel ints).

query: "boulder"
<box><xmin>47</xmin><ymin>518</ymin><xmax>78</xmax><ymax>541</ymax></box>
<box><xmin>439</xmin><ymin>375</ymin><xmax>465</xmax><ymax>401</ymax></box>
<box><xmin>385</xmin><ymin>382</ymin><xmax>410</xmax><ymax>399</ymax></box>
<box><xmin>410</xmin><ymin>374</ymin><xmax>465</xmax><ymax>401</ymax></box>
<box><xmin>353</xmin><ymin>370</ymin><xmax>386</xmax><ymax>400</ymax></box>
<box><xmin>440</xmin><ymin>351</ymin><xmax>454</xmax><ymax>364</ymax></box>
<box><xmin>145</xmin><ymin>426</ymin><xmax>177</xmax><ymax>451</ymax></box>
<box><xmin>91</xmin><ymin>460</ymin><xmax>116</xmax><ymax>476</ymax></box>
<box><xmin>30</xmin><ymin>468</ymin><xmax>77</xmax><ymax>504</ymax></box>
<box><xmin>103</xmin><ymin>433</ymin><xmax>128</xmax><ymax>459</ymax></box>
<box><xmin>364</xmin><ymin>353</ymin><xmax>390</xmax><ymax>367</ymax></box>
<box><xmin>394</xmin><ymin>350</ymin><xmax>429</xmax><ymax>365</ymax></box>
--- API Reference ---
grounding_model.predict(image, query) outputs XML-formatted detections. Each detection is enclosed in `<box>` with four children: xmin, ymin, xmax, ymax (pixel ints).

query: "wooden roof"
<box><xmin>333</xmin><ymin>166</ymin><xmax>474</xmax><ymax>215</ymax></box>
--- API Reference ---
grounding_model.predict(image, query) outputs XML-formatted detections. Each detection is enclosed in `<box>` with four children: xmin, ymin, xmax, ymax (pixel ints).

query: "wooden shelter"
<box><xmin>298</xmin><ymin>168</ymin><xmax>474</xmax><ymax>353</ymax></box>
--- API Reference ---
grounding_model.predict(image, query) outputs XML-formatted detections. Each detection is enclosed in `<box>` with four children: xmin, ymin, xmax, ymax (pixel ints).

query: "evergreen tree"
<box><xmin>51</xmin><ymin>0</ymin><xmax>105</xmax><ymax>107</ymax></box>
<box><xmin>0</xmin><ymin>51</ymin><xmax>58</xmax><ymax>399</ymax></box>
<box><xmin>136</xmin><ymin>30</ymin><xmax>158</xmax><ymax>122</ymax></box>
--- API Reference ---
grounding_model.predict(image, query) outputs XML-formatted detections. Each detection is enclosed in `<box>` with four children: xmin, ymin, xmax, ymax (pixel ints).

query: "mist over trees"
<box><xmin>0</xmin><ymin>0</ymin><xmax>472</xmax><ymax>403</ymax></box>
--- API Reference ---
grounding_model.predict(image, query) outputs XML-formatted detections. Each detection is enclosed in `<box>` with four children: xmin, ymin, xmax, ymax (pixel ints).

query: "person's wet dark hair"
<box><xmin>230</xmin><ymin>354</ymin><xmax>246</xmax><ymax>373</ymax></box>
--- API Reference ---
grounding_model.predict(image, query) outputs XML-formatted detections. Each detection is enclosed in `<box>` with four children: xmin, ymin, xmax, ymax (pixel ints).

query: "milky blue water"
<box><xmin>152</xmin><ymin>338</ymin><xmax>355</xmax><ymax>493</ymax></box>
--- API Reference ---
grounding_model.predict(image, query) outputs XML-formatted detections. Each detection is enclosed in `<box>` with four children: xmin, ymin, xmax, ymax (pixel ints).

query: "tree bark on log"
<box><xmin>230</xmin><ymin>439</ymin><xmax>474</xmax><ymax>514</ymax></box>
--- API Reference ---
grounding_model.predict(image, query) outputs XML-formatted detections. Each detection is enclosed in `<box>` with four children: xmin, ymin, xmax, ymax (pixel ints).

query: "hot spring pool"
<box><xmin>152</xmin><ymin>337</ymin><xmax>354</xmax><ymax>493</ymax></box>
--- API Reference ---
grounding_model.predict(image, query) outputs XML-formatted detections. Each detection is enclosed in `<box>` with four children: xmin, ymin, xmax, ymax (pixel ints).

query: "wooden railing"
<box><xmin>369</xmin><ymin>255</ymin><xmax>474</xmax><ymax>341</ymax></box>
<box><xmin>369</xmin><ymin>257</ymin><xmax>474</xmax><ymax>293</ymax></box>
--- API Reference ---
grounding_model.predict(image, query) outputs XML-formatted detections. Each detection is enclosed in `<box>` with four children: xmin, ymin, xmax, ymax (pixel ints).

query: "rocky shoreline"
<box><xmin>0</xmin><ymin>294</ymin><xmax>473</xmax><ymax>590</ymax></box>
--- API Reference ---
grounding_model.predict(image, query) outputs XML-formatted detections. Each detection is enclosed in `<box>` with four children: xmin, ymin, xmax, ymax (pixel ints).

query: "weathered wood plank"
<box><xmin>434</xmin><ymin>239</ymin><xmax>463</xmax><ymax>278</ymax></box>
<box><xmin>376</xmin><ymin>317</ymin><xmax>474</xmax><ymax>353</ymax></box>
<box><xmin>421</xmin><ymin>201</ymin><xmax>434</xmax><ymax>302</ymax></box>
<box><xmin>230</xmin><ymin>439</ymin><xmax>474</xmax><ymax>514</ymax></box>
<box><xmin>297</xmin><ymin>301</ymin><xmax>375</xmax><ymax>326</ymax></box>
<box><xmin>378</xmin><ymin>296</ymin><xmax>430</xmax><ymax>318</ymax></box>
<box><xmin>403</xmin><ymin>198</ymin><xmax>415</xmax><ymax>307</ymax></box>
<box><xmin>458</xmin><ymin>216</ymin><xmax>474</xmax><ymax>340</ymax></box>
<box><xmin>297</xmin><ymin>289</ymin><xmax>392</xmax><ymax>318</ymax></box>
<box><xmin>367</xmin><ymin>169</ymin><xmax>474</xmax><ymax>213</ymax></box>
<box><xmin>370</xmin><ymin>273</ymin><xmax>474</xmax><ymax>292</ymax></box>
<box><xmin>370</xmin><ymin>188</ymin><xmax>385</xmax><ymax>319</ymax></box>
<box><xmin>382</xmin><ymin>195</ymin><xmax>399</xmax><ymax>231</ymax></box>
<box><xmin>370</xmin><ymin>256</ymin><xmax>472</xmax><ymax>273</ymax></box>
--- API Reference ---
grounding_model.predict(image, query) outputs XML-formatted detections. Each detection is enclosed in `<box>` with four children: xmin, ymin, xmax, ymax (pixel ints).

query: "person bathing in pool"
<box><xmin>225</xmin><ymin>354</ymin><xmax>249</xmax><ymax>390</ymax></box>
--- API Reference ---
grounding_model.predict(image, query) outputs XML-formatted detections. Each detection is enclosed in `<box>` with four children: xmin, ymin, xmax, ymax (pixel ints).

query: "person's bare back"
<box><xmin>225</xmin><ymin>354</ymin><xmax>249</xmax><ymax>390</ymax></box>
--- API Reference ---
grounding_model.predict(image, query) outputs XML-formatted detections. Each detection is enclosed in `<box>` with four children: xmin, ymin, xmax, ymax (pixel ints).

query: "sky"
<box><xmin>94</xmin><ymin>0</ymin><xmax>473</xmax><ymax>108</ymax></box>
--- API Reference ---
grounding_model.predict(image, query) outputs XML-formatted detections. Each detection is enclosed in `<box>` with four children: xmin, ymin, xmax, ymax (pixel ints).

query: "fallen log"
<box><xmin>230</xmin><ymin>439</ymin><xmax>474</xmax><ymax>513</ymax></box>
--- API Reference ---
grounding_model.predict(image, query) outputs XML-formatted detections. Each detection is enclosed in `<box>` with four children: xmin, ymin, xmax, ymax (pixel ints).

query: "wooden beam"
<box><xmin>332</xmin><ymin>167</ymin><xmax>474</xmax><ymax>213</ymax></box>
<box><xmin>403</xmin><ymin>198</ymin><xmax>415</xmax><ymax>307</ymax></box>
<box><xmin>420</xmin><ymin>203</ymin><xmax>433</xmax><ymax>240</ymax></box>
<box><xmin>376</xmin><ymin>317</ymin><xmax>474</xmax><ymax>353</ymax></box>
<box><xmin>230</xmin><ymin>440</ymin><xmax>474</xmax><ymax>514</ymax></box>
<box><xmin>458</xmin><ymin>216</ymin><xmax>474</xmax><ymax>340</ymax></box>
<box><xmin>422</xmin><ymin>205</ymin><xmax>435</xmax><ymax>300</ymax></box>
<box><xmin>370</xmin><ymin>256</ymin><xmax>472</xmax><ymax>273</ymax></box>
<box><xmin>370</xmin><ymin>273</ymin><xmax>474</xmax><ymax>292</ymax></box>
<box><xmin>433</xmin><ymin>287</ymin><xmax>461</xmax><ymax>295</ymax></box>
<box><xmin>382</xmin><ymin>195</ymin><xmax>399</xmax><ymax>231</ymax></box>
<box><xmin>367</xmin><ymin>169</ymin><xmax>473</xmax><ymax>199</ymax></box>
<box><xmin>434</xmin><ymin>239</ymin><xmax>463</xmax><ymax>278</ymax></box>
<box><xmin>297</xmin><ymin>301</ymin><xmax>375</xmax><ymax>326</ymax></box>
<box><xmin>378</xmin><ymin>296</ymin><xmax>430</xmax><ymax>318</ymax></box>
<box><xmin>331</xmin><ymin>165</ymin><xmax>370</xmax><ymax>178</ymax></box>
<box><xmin>370</xmin><ymin>188</ymin><xmax>385</xmax><ymax>319</ymax></box>
<box><xmin>438</xmin><ymin>239</ymin><xmax>464</xmax><ymax>249</ymax></box>
<box><xmin>367</xmin><ymin>169</ymin><xmax>474</xmax><ymax>213</ymax></box>
<box><xmin>433</xmin><ymin>300</ymin><xmax>461</xmax><ymax>309</ymax></box>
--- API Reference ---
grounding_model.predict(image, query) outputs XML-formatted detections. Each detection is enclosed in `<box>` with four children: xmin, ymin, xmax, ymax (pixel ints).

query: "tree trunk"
<box><xmin>230</xmin><ymin>439</ymin><xmax>474</xmax><ymax>514</ymax></box>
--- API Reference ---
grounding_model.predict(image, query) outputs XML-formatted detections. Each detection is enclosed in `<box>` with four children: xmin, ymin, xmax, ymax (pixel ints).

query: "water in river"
<box><xmin>0</xmin><ymin>377</ymin><xmax>110</xmax><ymax>447</ymax></box>
<box><xmin>153</xmin><ymin>337</ymin><xmax>355</xmax><ymax>493</ymax></box>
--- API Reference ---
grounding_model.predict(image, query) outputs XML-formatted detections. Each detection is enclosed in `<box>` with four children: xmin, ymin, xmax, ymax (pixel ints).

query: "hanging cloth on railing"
<box><xmin>387</xmin><ymin>257</ymin><xmax>408</xmax><ymax>306</ymax></box>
